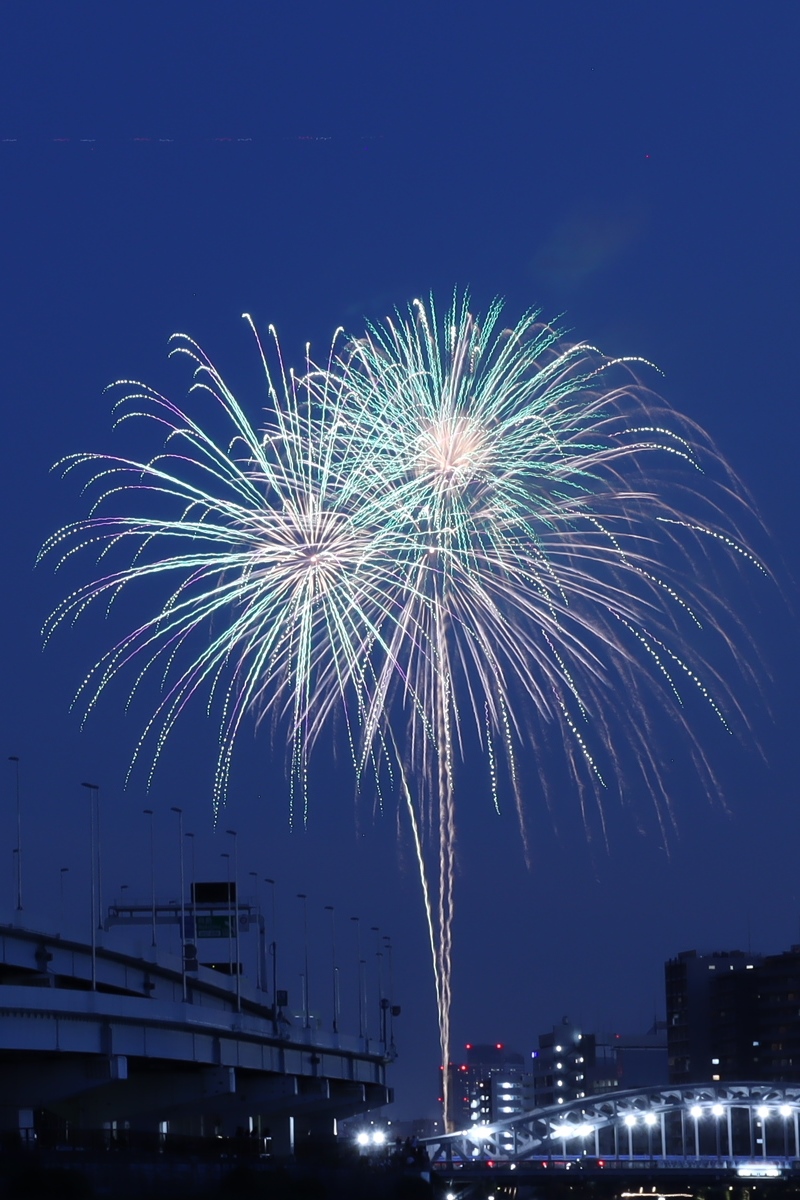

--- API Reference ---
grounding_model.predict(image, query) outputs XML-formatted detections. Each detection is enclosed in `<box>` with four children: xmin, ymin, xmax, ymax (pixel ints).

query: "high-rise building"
<box><xmin>441</xmin><ymin>1043</ymin><xmax>533</xmax><ymax>1132</ymax></box>
<box><xmin>666</xmin><ymin>946</ymin><xmax>800</xmax><ymax>1084</ymax></box>
<box><xmin>532</xmin><ymin>1017</ymin><xmax>667</xmax><ymax>1106</ymax></box>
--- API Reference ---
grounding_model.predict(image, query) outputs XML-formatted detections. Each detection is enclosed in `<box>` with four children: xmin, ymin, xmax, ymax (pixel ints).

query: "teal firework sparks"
<box><xmin>42</xmin><ymin>295</ymin><xmax>766</xmax><ymax>1127</ymax></box>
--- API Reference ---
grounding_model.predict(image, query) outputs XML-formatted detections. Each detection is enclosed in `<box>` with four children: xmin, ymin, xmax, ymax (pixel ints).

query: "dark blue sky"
<box><xmin>1</xmin><ymin>2</ymin><xmax>798</xmax><ymax>1119</ymax></box>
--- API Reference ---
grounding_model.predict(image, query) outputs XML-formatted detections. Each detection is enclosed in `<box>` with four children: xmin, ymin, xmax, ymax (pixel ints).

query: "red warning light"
<box><xmin>496</xmin><ymin>1043</ymin><xmax>503</xmax><ymax>1049</ymax></box>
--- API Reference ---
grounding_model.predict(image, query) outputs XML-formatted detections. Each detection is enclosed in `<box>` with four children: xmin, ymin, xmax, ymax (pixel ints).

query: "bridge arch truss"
<box><xmin>425</xmin><ymin>1082</ymin><xmax>800</xmax><ymax>1167</ymax></box>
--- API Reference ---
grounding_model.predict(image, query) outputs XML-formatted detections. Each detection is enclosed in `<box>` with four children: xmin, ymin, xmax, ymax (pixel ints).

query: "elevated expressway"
<box><xmin>0</xmin><ymin>919</ymin><xmax>391</xmax><ymax>1151</ymax></box>
<box><xmin>426</xmin><ymin>1082</ymin><xmax>800</xmax><ymax>1174</ymax></box>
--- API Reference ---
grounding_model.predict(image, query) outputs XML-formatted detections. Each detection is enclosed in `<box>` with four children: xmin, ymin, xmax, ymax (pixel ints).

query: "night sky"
<box><xmin>1</xmin><ymin>3</ymin><xmax>798</xmax><ymax>1120</ymax></box>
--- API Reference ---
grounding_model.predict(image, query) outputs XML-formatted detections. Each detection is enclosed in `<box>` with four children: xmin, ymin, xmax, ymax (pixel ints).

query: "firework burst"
<box><xmin>42</xmin><ymin>295</ymin><xmax>766</xmax><ymax>1128</ymax></box>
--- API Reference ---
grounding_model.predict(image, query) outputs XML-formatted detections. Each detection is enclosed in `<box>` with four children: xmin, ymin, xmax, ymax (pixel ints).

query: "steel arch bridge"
<box><xmin>424</xmin><ymin>1082</ymin><xmax>800</xmax><ymax>1169</ymax></box>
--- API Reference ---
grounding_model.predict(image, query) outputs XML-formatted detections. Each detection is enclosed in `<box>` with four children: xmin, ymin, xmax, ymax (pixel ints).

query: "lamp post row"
<box><xmin>7</xmin><ymin>771</ymin><xmax>392</xmax><ymax>1036</ymax></box>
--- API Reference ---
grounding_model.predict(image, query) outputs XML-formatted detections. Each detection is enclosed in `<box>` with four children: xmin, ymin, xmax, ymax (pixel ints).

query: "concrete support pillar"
<box><xmin>294</xmin><ymin>1112</ymin><xmax>337</xmax><ymax>1158</ymax></box>
<box><xmin>264</xmin><ymin>1115</ymin><xmax>294</xmax><ymax>1157</ymax></box>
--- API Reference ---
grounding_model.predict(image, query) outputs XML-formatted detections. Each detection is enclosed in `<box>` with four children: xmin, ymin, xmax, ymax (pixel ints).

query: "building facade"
<box><xmin>532</xmin><ymin>1017</ymin><xmax>667</xmax><ymax>1106</ymax></box>
<box><xmin>442</xmin><ymin>1043</ymin><xmax>534</xmax><ymax>1132</ymax></box>
<box><xmin>666</xmin><ymin>946</ymin><xmax>800</xmax><ymax>1084</ymax></box>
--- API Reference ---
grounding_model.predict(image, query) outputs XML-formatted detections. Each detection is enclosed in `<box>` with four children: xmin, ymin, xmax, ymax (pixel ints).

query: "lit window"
<box><xmin>753</xmin><ymin>1041</ymin><xmax>760</xmax><ymax>1047</ymax></box>
<box><xmin>557</xmin><ymin>1080</ymin><xmax>563</xmax><ymax>1087</ymax></box>
<box><xmin>708</xmin><ymin>964</ymin><xmax>716</xmax><ymax>970</ymax></box>
<box><xmin>746</xmin><ymin>964</ymin><xmax>754</xmax><ymax>970</ymax></box>
<box><xmin>555</xmin><ymin>1045</ymin><xmax>563</xmax><ymax>1053</ymax></box>
<box><xmin>712</xmin><ymin>1075</ymin><xmax>720</xmax><ymax>1081</ymax></box>
<box><xmin>555</xmin><ymin>1062</ymin><xmax>563</xmax><ymax>1070</ymax></box>
<box><xmin>711</xmin><ymin>1058</ymin><xmax>720</xmax><ymax>1065</ymax></box>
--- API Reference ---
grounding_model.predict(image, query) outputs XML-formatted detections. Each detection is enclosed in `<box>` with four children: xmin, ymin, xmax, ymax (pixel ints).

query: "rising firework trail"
<box><xmin>42</xmin><ymin>295</ymin><xmax>767</xmax><ymax>1127</ymax></box>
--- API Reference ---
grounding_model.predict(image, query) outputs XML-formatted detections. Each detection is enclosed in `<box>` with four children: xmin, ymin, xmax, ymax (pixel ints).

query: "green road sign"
<box><xmin>195</xmin><ymin>915</ymin><xmax>232</xmax><ymax>939</ymax></box>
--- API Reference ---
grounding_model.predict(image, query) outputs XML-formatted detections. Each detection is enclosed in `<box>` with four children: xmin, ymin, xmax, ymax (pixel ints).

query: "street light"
<box><xmin>780</xmin><ymin>1103</ymin><xmax>792</xmax><ymax>1157</ymax></box>
<box><xmin>371</xmin><ymin>926</ymin><xmax>382</xmax><ymax>1033</ymax></box>
<box><xmin>264</xmin><ymin>878</ymin><xmax>277</xmax><ymax>1010</ymax></box>
<box><xmin>757</xmin><ymin>1105</ymin><xmax>769</xmax><ymax>1158</ymax></box>
<box><xmin>143</xmin><ymin>808</ymin><xmax>157</xmax><ymax>947</ymax></box>
<box><xmin>81</xmin><ymin>782</ymin><xmax>99</xmax><ymax>990</ymax></box>
<box><xmin>81</xmin><ymin>782</ymin><xmax>102</xmax><ymax>930</ymax></box>
<box><xmin>186</xmin><ymin>831</ymin><xmax>198</xmax><ymax>970</ymax></box>
<box><xmin>170</xmin><ymin>806</ymin><xmax>187</xmax><ymax>1002</ymax></box>
<box><xmin>226</xmin><ymin>830</ymin><xmax>241</xmax><ymax>1011</ymax></box>
<box><xmin>221</xmin><ymin>853</ymin><xmax>233</xmax><ymax>973</ymax></box>
<box><xmin>8</xmin><ymin>757</ymin><xmax>21</xmax><ymax>911</ymax></box>
<box><xmin>711</xmin><ymin>1102</ymin><xmax>723</xmax><ymax>1158</ymax></box>
<box><xmin>383</xmin><ymin>935</ymin><xmax>397</xmax><ymax>1054</ymax></box>
<box><xmin>297</xmin><ymin>893</ymin><xmax>310</xmax><ymax>1028</ymax></box>
<box><xmin>250</xmin><ymin>872</ymin><xmax>261</xmax><ymax>990</ymax></box>
<box><xmin>324</xmin><ymin>904</ymin><xmax>339</xmax><ymax>1032</ymax></box>
<box><xmin>623</xmin><ymin>1113</ymin><xmax>636</xmax><ymax>1158</ymax></box>
<box><xmin>351</xmin><ymin>916</ymin><xmax>364</xmax><ymax>1038</ymax></box>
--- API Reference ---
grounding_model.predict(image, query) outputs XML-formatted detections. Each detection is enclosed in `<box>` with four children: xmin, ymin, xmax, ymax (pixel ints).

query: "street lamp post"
<box><xmin>371</xmin><ymin>926</ymin><xmax>382</xmax><ymax>1039</ymax></box>
<box><xmin>143</xmin><ymin>808</ymin><xmax>157</xmax><ymax>947</ymax></box>
<box><xmin>780</xmin><ymin>1104</ymin><xmax>792</xmax><ymax>1158</ymax></box>
<box><xmin>171</xmin><ymin>806</ymin><xmax>187</xmax><ymax>1002</ymax></box>
<box><xmin>690</xmin><ymin>1105</ymin><xmax>702</xmax><ymax>1157</ymax></box>
<box><xmin>383</xmin><ymin>935</ymin><xmax>396</xmax><ymax>1053</ymax></box>
<box><xmin>81</xmin><ymin>782</ymin><xmax>98</xmax><ymax>990</ymax></box>
<box><xmin>82</xmin><ymin>782</ymin><xmax>102</xmax><ymax>929</ymax></box>
<box><xmin>221</xmin><ymin>853</ymin><xmax>233</xmax><ymax>974</ymax></box>
<box><xmin>351</xmin><ymin>916</ymin><xmax>364</xmax><ymax>1039</ymax></box>
<box><xmin>249</xmin><ymin>872</ymin><xmax>261</xmax><ymax>990</ymax></box>
<box><xmin>297</xmin><ymin>893</ymin><xmax>310</xmax><ymax>1028</ymax></box>
<box><xmin>264</xmin><ymin>878</ymin><xmax>277</xmax><ymax>1015</ymax></box>
<box><xmin>324</xmin><ymin>905</ymin><xmax>339</xmax><ymax>1033</ymax></box>
<box><xmin>624</xmin><ymin>1114</ymin><xmax>636</xmax><ymax>1158</ymax></box>
<box><xmin>8</xmin><ymin>757</ymin><xmax>21</xmax><ymax>911</ymax></box>
<box><xmin>186</xmin><ymin>831</ymin><xmax>197</xmax><ymax>970</ymax></box>
<box><xmin>226</xmin><ymin>830</ymin><xmax>241</xmax><ymax>1012</ymax></box>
